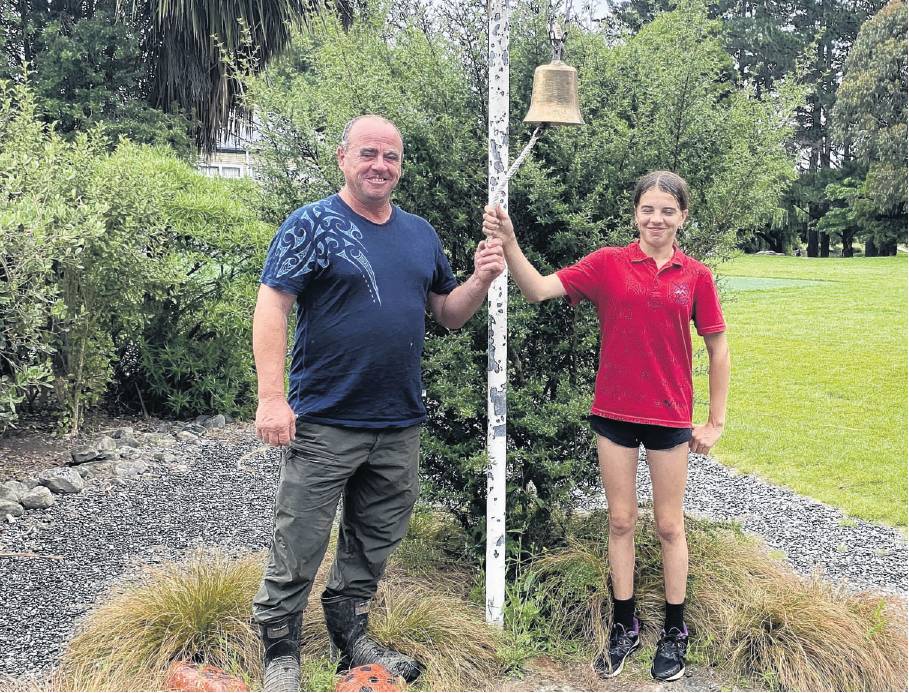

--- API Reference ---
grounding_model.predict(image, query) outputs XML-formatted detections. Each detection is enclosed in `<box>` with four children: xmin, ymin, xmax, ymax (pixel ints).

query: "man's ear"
<box><xmin>336</xmin><ymin>145</ymin><xmax>346</xmax><ymax>168</ymax></box>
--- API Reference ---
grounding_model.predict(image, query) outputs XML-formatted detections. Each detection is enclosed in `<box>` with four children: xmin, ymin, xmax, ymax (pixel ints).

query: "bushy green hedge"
<box><xmin>0</xmin><ymin>81</ymin><xmax>272</xmax><ymax>433</ymax></box>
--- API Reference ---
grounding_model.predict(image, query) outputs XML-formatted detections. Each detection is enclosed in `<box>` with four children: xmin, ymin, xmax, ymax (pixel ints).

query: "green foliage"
<box><xmin>110</xmin><ymin>153</ymin><xmax>271</xmax><ymax>420</ymax></box>
<box><xmin>2</xmin><ymin>0</ymin><xmax>194</xmax><ymax>156</ymax></box>
<box><xmin>0</xmin><ymin>79</ymin><xmax>271</xmax><ymax>432</ymax></box>
<box><xmin>243</xmin><ymin>0</ymin><xmax>801</xmax><ymax>556</ymax></box>
<box><xmin>825</xmin><ymin>0</ymin><xmax>908</xmax><ymax>253</ymax></box>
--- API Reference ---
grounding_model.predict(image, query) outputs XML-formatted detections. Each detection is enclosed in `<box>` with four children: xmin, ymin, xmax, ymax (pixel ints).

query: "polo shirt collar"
<box><xmin>627</xmin><ymin>240</ymin><xmax>684</xmax><ymax>267</ymax></box>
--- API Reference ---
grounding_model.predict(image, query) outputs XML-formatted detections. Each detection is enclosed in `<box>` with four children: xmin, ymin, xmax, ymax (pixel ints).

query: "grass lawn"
<box><xmin>692</xmin><ymin>253</ymin><xmax>908</xmax><ymax>527</ymax></box>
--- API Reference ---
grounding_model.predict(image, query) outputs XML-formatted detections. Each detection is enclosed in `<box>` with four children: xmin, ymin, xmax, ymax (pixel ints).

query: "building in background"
<box><xmin>198</xmin><ymin>127</ymin><xmax>257</xmax><ymax>178</ymax></box>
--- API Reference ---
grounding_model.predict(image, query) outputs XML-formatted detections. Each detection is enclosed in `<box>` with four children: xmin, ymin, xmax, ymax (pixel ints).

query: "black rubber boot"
<box><xmin>259</xmin><ymin>613</ymin><xmax>301</xmax><ymax>691</ymax></box>
<box><xmin>321</xmin><ymin>594</ymin><xmax>422</xmax><ymax>683</ymax></box>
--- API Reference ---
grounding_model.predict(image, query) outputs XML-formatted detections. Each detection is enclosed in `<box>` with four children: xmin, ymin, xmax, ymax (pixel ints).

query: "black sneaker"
<box><xmin>593</xmin><ymin>616</ymin><xmax>641</xmax><ymax>678</ymax></box>
<box><xmin>651</xmin><ymin>625</ymin><xmax>689</xmax><ymax>681</ymax></box>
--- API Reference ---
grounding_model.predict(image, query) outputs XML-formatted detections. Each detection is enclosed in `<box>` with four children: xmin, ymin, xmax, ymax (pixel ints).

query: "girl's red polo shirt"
<box><xmin>556</xmin><ymin>241</ymin><xmax>725</xmax><ymax>428</ymax></box>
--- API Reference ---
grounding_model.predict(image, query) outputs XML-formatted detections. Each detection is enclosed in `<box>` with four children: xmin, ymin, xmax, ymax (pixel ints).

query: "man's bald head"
<box><xmin>340</xmin><ymin>115</ymin><xmax>404</xmax><ymax>152</ymax></box>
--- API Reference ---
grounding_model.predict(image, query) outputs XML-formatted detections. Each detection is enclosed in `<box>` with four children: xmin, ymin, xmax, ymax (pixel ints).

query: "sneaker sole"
<box><xmin>652</xmin><ymin>664</ymin><xmax>685</xmax><ymax>682</ymax></box>
<box><xmin>593</xmin><ymin>640</ymin><xmax>640</xmax><ymax>679</ymax></box>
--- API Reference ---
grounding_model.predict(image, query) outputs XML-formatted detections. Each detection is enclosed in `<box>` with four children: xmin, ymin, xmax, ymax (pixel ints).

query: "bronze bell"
<box><xmin>523</xmin><ymin>60</ymin><xmax>584</xmax><ymax>126</ymax></box>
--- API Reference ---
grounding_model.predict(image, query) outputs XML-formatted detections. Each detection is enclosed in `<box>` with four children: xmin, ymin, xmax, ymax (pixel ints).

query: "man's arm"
<box><xmin>690</xmin><ymin>331</ymin><xmax>731</xmax><ymax>455</ymax></box>
<box><xmin>253</xmin><ymin>284</ymin><xmax>298</xmax><ymax>446</ymax></box>
<box><xmin>428</xmin><ymin>238</ymin><xmax>505</xmax><ymax>329</ymax></box>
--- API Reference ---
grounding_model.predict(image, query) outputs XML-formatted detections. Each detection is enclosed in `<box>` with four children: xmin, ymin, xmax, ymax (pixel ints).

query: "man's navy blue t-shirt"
<box><xmin>260</xmin><ymin>194</ymin><xmax>458</xmax><ymax>428</ymax></box>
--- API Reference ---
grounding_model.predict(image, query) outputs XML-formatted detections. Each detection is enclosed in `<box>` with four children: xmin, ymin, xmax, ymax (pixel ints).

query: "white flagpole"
<box><xmin>485</xmin><ymin>0</ymin><xmax>509</xmax><ymax>627</ymax></box>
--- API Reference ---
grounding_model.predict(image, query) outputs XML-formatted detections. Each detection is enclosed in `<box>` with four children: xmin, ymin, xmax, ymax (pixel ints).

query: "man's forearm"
<box><xmin>436</xmin><ymin>273</ymin><xmax>491</xmax><ymax>330</ymax></box>
<box><xmin>253</xmin><ymin>302</ymin><xmax>289</xmax><ymax>400</ymax></box>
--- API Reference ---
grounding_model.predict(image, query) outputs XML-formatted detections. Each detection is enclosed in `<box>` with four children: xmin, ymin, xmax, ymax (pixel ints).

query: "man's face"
<box><xmin>337</xmin><ymin>119</ymin><xmax>403</xmax><ymax>207</ymax></box>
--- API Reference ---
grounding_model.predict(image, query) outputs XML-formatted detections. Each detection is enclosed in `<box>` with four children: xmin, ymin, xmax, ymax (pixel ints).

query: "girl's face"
<box><xmin>634</xmin><ymin>188</ymin><xmax>688</xmax><ymax>253</ymax></box>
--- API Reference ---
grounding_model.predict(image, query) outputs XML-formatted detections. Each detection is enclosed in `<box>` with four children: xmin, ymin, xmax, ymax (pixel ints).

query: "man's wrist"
<box><xmin>258</xmin><ymin>392</ymin><xmax>286</xmax><ymax>403</ymax></box>
<box><xmin>468</xmin><ymin>270</ymin><xmax>495</xmax><ymax>293</ymax></box>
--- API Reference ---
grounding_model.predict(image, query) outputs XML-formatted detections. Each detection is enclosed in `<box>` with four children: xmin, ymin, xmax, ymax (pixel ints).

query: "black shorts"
<box><xmin>588</xmin><ymin>415</ymin><xmax>692</xmax><ymax>451</ymax></box>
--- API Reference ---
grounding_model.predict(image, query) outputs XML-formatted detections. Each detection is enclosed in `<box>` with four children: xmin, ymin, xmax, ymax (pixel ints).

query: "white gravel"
<box><xmin>0</xmin><ymin>436</ymin><xmax>906</xmax><ymax>679</ymax></box>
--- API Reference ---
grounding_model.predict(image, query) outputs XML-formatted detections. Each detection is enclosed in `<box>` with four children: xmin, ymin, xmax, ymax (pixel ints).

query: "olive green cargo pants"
<box><xmin>252</xmin><ymin>420</ymin><xmax>421</xmax><ymax>624</ymax></box>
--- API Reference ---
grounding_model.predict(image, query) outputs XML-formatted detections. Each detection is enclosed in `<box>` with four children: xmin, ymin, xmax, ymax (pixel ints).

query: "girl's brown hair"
<box><xmin>633</xmin><ymin>170</ymin><xmax>690</xmax><ymax>211</ymax></box>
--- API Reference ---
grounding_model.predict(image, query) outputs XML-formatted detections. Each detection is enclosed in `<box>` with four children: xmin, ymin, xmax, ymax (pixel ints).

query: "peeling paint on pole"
<box><xmin>486</xmin><ymin>0</ymin><xmax>509</xmax><ymax>628</ymax></box>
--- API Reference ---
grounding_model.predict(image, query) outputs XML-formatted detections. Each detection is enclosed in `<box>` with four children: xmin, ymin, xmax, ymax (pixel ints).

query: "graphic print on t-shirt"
<box><xmin>269</xmin><ymin>202</ymin><xmax>381</xmax><ymax>305</ymax></box>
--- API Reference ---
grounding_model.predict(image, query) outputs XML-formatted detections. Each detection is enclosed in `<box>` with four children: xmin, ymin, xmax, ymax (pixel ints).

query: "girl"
<box><xmin>482</xmin><ymin>171</ymin><xmax>730</xmax><ymax>682</ymax></box>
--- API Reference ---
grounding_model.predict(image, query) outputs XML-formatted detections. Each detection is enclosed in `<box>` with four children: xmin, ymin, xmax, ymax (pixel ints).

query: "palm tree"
<box><xmin>132</xmin><ymin>0</ymin><xmax>359</xmax><ymax>151</ymax></box>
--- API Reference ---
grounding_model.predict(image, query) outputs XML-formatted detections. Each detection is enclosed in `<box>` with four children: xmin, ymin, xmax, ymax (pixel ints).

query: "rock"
<box><xmin>153</xmin><ymin>452</ymin><xmax>178</xmax><ymax>464</ymax></box>
<box><xmin>118</xmin><ymin>436</ymin><xmax>143</xmax><ymax>449</ymax></box>
<box><xmin>2</xmin><ymin>481</ymin><xmax>29</xmax><ymax>502</ymax></box>
<box><xmin>78</xmin><ymin>461</ymin><xmax>117</xmax><ymax>482</ymax></box>
<box><xmin>146</xmin><ymin>433</ymin><xmax>176</xmax><ymax>448</ymax></box>
<box><xmin>175</xmin><ymin>431</ymin><xmax>200</xmax><ymax>443</ymax></box>
<box><xmin>120</xmin><ymin>447</ymin><xmax>141</xmax><ymax>460</ymax></box>
<box><xmin>70</xmin><ymin>445</ymin><xmax>101</xmax><ymax>465</ymax></box>
<box><xmin>0</xmin><ymin>499</ymin><xmax>24</xmax><ymax>517</ymax></box>
<box><xmin>37</xmin><ymin>468</ymin><xmax>84</xmax><ymax>494</ymax></box>
<box><xmin>110</xmin><ymin>427</ymin><xmax>134</xmax><ymax>439</ymax></box>
<box><xmin>1</xmin><ymin>486</ymin><xmax>19</xmax><ymax>503</ymax></box>
<box><xmin>201</xmin><ymin>415</ymin><xmax>226</xmax><ymax>429</ymax></box>
<box><xmin>20</xmin><ymin>486</ymin><xmax>54</xmax><ymax>510</ymax></box>
<box><xmin>114</xmin><ymin>460</ymin><xmax>149</xmax><ymax>479</ymax></box>
<box><xmin>99</xmin><ymin>451</ymin><xmax>121</xmax><ymax>461</ymax></box>
<box><xmin>95</xmin><ymin>435</ymin><xmax>117</xmax><ymax>452</ymax></box>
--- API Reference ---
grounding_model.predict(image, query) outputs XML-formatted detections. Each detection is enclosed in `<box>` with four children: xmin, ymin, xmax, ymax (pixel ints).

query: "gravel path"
<box><xmin>1</xmin><ymin>432</ymin><xmax>906</xmax><ymax>679</ymax></box>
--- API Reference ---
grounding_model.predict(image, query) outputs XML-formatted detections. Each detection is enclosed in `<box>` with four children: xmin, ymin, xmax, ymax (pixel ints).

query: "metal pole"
<box><xmin>485</xmin><ymin>0</ymin><xmax>509</xmax><ymax>627</ymax></box>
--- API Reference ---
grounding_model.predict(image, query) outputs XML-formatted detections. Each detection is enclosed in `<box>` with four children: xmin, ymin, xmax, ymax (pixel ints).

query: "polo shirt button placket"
<box><xmin>648</xmin><ymin>271</ymin><xmax>662</xmax><ymax>308</ymax></box>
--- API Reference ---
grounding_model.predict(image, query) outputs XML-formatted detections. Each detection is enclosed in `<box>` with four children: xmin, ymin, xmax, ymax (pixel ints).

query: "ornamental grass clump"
<box><xmin>523</xmin><ymin>509</ymin><xmax>908</xmax><ymax>691</ymax></box>
<box><xmin>52</xmin><ymin>540</ymin><xmax>504</xmax><ymax>692</ymax></box>
<box><xmin>55</xmin><ymin>551</ymin><xmax>263</xmax><ymax>691</ymax></box>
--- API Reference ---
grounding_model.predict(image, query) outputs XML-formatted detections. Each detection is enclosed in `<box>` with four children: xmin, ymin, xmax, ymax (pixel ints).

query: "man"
<box><xmin>252</xmin><ymin>114</ymin><xmax>505</xmax><ymax>691</ymax></box>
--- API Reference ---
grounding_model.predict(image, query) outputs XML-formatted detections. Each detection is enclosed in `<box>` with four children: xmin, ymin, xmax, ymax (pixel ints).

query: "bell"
<box><xmin>523</xmin><ymin>60</ymin><xmax>584</xmax><ymax>126</ymax></box>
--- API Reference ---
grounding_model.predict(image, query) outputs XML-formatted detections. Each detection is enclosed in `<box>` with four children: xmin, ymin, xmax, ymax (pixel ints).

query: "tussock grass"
<box><xmin>49</xmin><ymin>539</ymin><xmax>503</xmax><ymax>692</ymax></box>
<box><xmin>523</xmin><ymin>509</ymin><xmax>908</xmax><ymax>691</ymax></box>
<box><xmin>54</xmin><ymin>550</ymin><xmax>263</xmax><ymax>691</ymax></box>
<box><xmin>299</xmin><ymin>570</ymin><xmax>505</xmax><ymax>690</ymax></box>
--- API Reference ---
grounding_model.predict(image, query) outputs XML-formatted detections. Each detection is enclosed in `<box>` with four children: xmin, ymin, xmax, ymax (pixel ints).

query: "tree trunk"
<box><xmin>807</xmin><ymin>228</ymin><xmax>819</xmax><ymax>257</ymax></box>
<box><xmin>335</xmin><ymin>0</ymin><xmax>355</xmax><ymax>30</ymax></box>
<box><xmin>865</xmin><ymin>239</ymin><xmax>878</xmax><ymax>256</ymax></box>
<box><xmin>820</xmin><ymin>232</ymin><xmax>830</xmax><ymax>257</ymax></box>
<box><xmin>842</xmin><ymin>229</ymin><xmax>854</xmax><ymax>257</ymax></box>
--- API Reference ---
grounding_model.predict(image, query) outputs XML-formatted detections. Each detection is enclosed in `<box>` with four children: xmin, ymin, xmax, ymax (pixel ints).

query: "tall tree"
<box><xmin>2</xmin><ymin>0</ymin><xmax>359</xmax><ymax>152</ymax></box>
<box><xmin>826</xmin><ymin>0</ymin><xmax>907</xmax><ymax>255</ymax></box>
<box><xmin>132</xmin><ymin>0</ymin><xmax>361</xmax><ymax>150</ymax></box>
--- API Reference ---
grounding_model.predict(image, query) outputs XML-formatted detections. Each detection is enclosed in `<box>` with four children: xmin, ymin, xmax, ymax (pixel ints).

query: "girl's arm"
<box><xmin>690</xmin><ymin>331</ymin><xmax>730</xmax><ymax>455</ymax></box>
<box><xmin>482</xmin><ymin>204</ymin><xmax>566</xmax><ymax>303</ymax></box>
